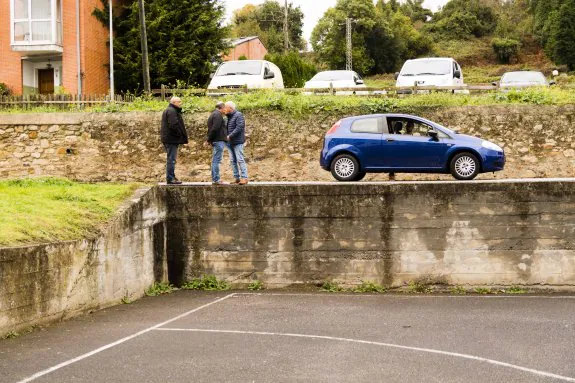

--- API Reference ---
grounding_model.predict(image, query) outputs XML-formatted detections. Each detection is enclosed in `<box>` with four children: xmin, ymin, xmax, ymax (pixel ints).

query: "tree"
<box><xmin>93</xmin><ymin>0</ymin><xmax>229</xmax><ymax>92</ymax></box>
<box><xmin>425</xmin><ymin>0</ymin><xmax>498</xmax><ymax>39</ymax></box>
<box><xmin>311</xmin><ymin>0</ymin><xmax>432</xmax><ymax>75</ymax></box>
<box><xmin>399</xmin><ymin>0</ymin><xmax>432</xmax><ymax>24</ymax></box>
<box><xmin>554</xmin><ymin>0</ymin><xmax>575</xmax><ymax>69</ymax></box>
<box><xmin>231</xmin><ymin>1</ymin><xmax>305</xmax><ymax>53</ymax></box>
<box><xmin>264</xmin><ymin>52</ymin><xmax>317</xmax><ymax>87</ymax></box>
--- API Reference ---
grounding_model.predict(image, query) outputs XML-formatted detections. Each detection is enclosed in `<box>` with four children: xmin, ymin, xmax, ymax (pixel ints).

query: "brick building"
<box><xmin>0</xmin><ymin>0</ymin><xmax>112</xmax><ymax>95</ymax></box>
<box><xmin>222</xmin><ymin>36</ymin><xmax>268</xmax><ymax>62</ymax></box>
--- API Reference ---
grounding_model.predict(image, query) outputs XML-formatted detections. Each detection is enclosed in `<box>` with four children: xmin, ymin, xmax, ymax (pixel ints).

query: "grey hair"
<box><xmin>215</xmin><ymin>101</ymin><xmax>225</xmax><ymax>109</ymax></box>
<box><xmin>170</xmin><ymin>96</ymin><xmax>182</xmax><ymax>103</ymax></box>
<box><xmin>225</xmin><ymin>101</ymin><xmax>236</xmax><ymax>111</ymax></box>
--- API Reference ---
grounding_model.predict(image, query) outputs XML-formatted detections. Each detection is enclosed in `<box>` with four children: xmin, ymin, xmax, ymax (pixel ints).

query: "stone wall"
<box><xmin>0</xmin><ymin>187</ymin><xmax>168</xmax><ymax>334</ymax></box>
<box><xmin>164</xmin><ymin>180</ymin><xmax>575</xmax><ymax>288</ymax></box>
<box><xmin>0</xmin><ymin>105</ymin><xmax>574</xmax><ymax>182</ymax></box>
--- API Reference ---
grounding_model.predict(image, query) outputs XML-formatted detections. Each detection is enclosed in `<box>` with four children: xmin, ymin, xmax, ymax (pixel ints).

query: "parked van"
<box><xmin>208</xmin><ymin>60</ymin><xmax>284</xmax><ymax>91</ymax></box>
<box><xmin>395</xmin><ymin>58</ymin><xmax>464</xmax><ymax>91</ymax></box>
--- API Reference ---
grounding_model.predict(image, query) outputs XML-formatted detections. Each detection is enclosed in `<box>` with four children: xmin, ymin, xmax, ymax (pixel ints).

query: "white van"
<box><xmin>208</xmin><ymin>60</ymin><xmax>284</xmax><ymax>91</ymax></box>
<box><xmin>395</xmin><ymin>58</ymin><xmax>464</xmax><ymax>91</ymax></box>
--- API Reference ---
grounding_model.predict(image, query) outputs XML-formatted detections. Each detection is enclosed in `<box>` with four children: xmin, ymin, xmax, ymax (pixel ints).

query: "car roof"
<box><xmin>503</xmin><ymin>70</ymin><xmax>543</xmax><ymax>75</ymax></box>
<box><xmin>341</xmin><ymin>114</ymin><xmax>432</xmax><ymax>122</ymax></box>
<box><xmin>405</xmin><ymin>57</ymin><xmax>454</xmax><ymax>62</ymax></box>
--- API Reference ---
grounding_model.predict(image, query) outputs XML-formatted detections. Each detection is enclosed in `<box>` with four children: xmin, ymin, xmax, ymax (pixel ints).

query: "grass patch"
<box><xmin>247</xmin><ymin>280</ymin><xmax>264</xmax><ymax>291</ymax></box>
<box><xmin>505</xmin><ymin>286</ymin><xmax>528</xmax><ymax>294</ymax></box>
<box><xmin>0</xmin><ymin>177</ymin><xmax>139</xmax><ymax>247</ymax></box>
<box><xmin>145</xmin><ymin>282</ymin><xmax>177</xmax><ymax>296</ymax></box>
<box><xmin>450</xmin><ymin>286</ymin><xmax>467</xmax><ymax>295</ymax></box>
<box><xmin>352</xmin><ymin>281</ymin><xmax>387</xmax><ymax>293</ymax></box>
<box><xmin>320</xmin><ymin>281</ymin><xmax>345</xmax><ymax>293</ymax></box>
<box><xmin>474</xmin><ymin>287</ymin><xmax>493</xmax><ymax>295</ymax></box>
<box><xmin>407</xmin><ymin>280</ymin><xmax>434</xmax><ymax>294</ymax></box>
<box><xmin>181</xmin><ymin>275</ymin><xmax>230</xmax><ymax>291</ymax></box>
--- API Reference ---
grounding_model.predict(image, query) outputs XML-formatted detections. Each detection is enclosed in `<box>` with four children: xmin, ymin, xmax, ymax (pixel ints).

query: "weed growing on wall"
<box><xmin>505</xmin><ymin>286</ymin><xmax>528</xmax><ymax>294</ymax></box>
<box><xmin>474</xmin><ymin>287</ymin><xmax>493</xmax><ymax>295</ymax></box>
<box><xmin>320</xmin><ymin>281</ymin><xmax>345</xmax><ymax>292</ymax></box>
<box><xmin>181</xmin><ymin>275</ymin><xmax>230</xmax><ymax>291</ymax></box>
<box><xmin>247</xmin><ymin>281</ymin><xmax>264</xmax><ymax>291</ymax></box>
<box><xmin>352</xmin><ymin>281</ymin><xmax>387</xmax><ymax>293</ymax></box>
<box><xmin>407</xmin><ymin>280</ymin><xmax>434</xmax><ymax>294</ymax></box>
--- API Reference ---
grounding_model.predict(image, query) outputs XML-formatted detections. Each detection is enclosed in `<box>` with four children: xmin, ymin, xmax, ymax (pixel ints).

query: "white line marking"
<box><xmin>155</xmin><ymin>328</ymin><xmax>575</xmax><ymax>382</ymax></box>
<box><xmin>16</xmin><ymin>294</ymin><xmax>235</xmax><ymax>383</ymax></box>
<box><xmin>232</xmin><ymin>292</ymin><xmax>575</xmax><ymax>299</ymax></box>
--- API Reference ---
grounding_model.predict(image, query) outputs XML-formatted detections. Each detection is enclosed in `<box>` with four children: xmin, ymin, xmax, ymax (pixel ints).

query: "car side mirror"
<box><xmin>491</xmin><ymin>81</ymin><xmax>498</xmax><ymax>87</ymax></box>
<box><xmin>428</xmin><ymin>130</ymin><xmax>439</xmax><ymax>141</ymax></box>
<box><xmin>454</xmin><ymin>70</ymin><xmax>461</xmax><ymax>79</ymax></box>
<box><xmin>549</xmin><ymin>80</ymin><xmax>556</xmax><ymax>86</ymax></box>
<box><xmin>355</xmin><ymin>79</ymin><xmax>364</xmax><ymax>85</ymax></box>
<box><xmin>264</xmin><ymin>71</ymin><xmax>275</xmax><ymax>79</ymax></box>
<box><xmin>394</xmin><ymin>72</ymin><xmax>400</xmax><ymax>80</ymax></box>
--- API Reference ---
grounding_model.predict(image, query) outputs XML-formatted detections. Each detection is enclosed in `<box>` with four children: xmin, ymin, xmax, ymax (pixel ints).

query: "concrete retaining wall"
<box><xmin>0</xmin><ymin>188</ymin><xmax>168</xmax><ymax>334</ymax></box>
<box><xmin>164</xmin><ymin>180</ymin><xmax>575</xmax><ymax>288</ymax></box>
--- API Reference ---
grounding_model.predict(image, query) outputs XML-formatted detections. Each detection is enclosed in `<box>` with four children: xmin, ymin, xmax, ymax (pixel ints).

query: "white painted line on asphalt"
<box><xmin>233</xmin><ymin>292</ymin><xmax>575</xmax><ymax>299</ymax></box>
<box><xmin>155</xmin><ymin>328</ymin><xmax>575</xmax><ymax>382</ymax></box>
<box><xmin>15</xmin><ymin>294</ymin><xmax>235</xmax><ymax>383</ymax></box>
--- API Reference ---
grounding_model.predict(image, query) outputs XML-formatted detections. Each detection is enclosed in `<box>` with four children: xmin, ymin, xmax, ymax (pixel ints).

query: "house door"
<box><xmin>38</xmin><ymin>69</ymin><xmax>54</xmax><ymax>94</ymax></box>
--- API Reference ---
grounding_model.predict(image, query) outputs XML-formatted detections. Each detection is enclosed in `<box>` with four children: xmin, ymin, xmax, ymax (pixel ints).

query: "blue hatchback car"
<box><xmin>320</xmin><ymin>114</ymin><xmax>505</xmax><ymax>181</ymax></box>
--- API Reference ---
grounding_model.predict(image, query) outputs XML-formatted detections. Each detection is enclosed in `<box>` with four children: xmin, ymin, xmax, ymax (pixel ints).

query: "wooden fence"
<box><xmin>0</xmin><ymin>94</ymin><xmax>136</xmax><ymax>110</ymax></box>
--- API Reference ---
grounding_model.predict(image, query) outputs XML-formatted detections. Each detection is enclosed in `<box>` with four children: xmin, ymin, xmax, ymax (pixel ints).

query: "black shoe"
<box><xmin>167</xmin><ymin>180</ymin><xmax>183</xmax><ymax>185</ymax></box>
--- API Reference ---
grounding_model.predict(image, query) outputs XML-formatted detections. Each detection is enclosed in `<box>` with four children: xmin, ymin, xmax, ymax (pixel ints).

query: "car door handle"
<box><xmin>386</xmin><ymin>138</ymin><xmax>395</xmax><ymax>142</ymax></box>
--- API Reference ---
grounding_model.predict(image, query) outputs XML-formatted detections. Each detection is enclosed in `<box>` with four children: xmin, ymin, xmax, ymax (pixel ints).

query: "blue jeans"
<box><xmin>164</xmin><ymin>144</ymin><xmax>178</xmax><ymax>182</ymax></box>
<box><xmin>211</xmin><ymin>141</ymin><xmax>226</xmax><ymax>183</ymax></box>
<box><xmin>227</xmin><ymin>143</ymin><xmax>248</xmax><ymax>180</ymax></box>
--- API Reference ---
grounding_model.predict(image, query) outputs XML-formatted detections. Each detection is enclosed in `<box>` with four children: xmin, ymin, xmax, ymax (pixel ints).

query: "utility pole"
<box><xmin>346</xmin><ymin>18</ymin><xmax>353</xmax><ymax>71</ymax></box>
<box><xmin>283</xmin><ymin>0</ymin><xmax>289</xmax><ymax>52</ymax></box>
<box><xmin>138</xmin><ymin>0</ymin><xmax>151</xmax><ymax>93</ymax></box>
<box><xmin>109</xmin><ymin>0</ymin><xmax>114</xmax><ymax>102</ymax></box>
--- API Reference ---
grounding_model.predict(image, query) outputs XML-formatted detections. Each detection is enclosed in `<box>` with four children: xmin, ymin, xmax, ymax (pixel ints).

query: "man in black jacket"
<box><xmin>225</xmin><ymin>101</ymin><xmax>249</xmax><ymax>185</ymax></box>
<box><xmin>206</xmin><ymin>101</ymin><xmax>227</xmax><ymax>185</ymax></box>
<box><xmin>161</xmin><ymin>97</ymin><xmax>188</xmax><ymax>185</ymax></box>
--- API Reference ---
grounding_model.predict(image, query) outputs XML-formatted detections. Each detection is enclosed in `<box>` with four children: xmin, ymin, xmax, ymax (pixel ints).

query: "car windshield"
<box><xmin>400</xmin><ymin>60</ymin><xmax>451</xmax><ymax>76</ymax></box>
<box><xmin>216</xmin><ymin>61</ymin><xmax>262</xmax><ymax>76</ymax></box>
<box><xmin>501</xmin><ymin>72</ymin><xmax>546</xmax><ymax>85</ymax></box>
<box><xmin>310</xmin><ymin>71</ymin><xmax>353</xmax><ymax>81</ymax></box>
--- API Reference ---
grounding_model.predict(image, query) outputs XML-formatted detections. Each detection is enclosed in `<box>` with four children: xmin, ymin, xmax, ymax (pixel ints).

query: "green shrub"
<box><xmin>181</xmin><ymin>275</ymin><xmax>230</xmax><ymax>291</ymax></box>
<box><xmin>320</xmin><ymin>281</ymin><xmax>344</xmax><ymax>292</ymax></box>
<box><xmin>238</xmin><ymin>55</ymin><xmax>248</xmax><ymax>61</ymax></box>
<box><xmin>0</xmin><ymin>83</ymin><xmax>11</xmax><ymax>96</ymax></box>
<box><xmin>145</xmin><ymin>282</ymin><xmax>176</xmax><ymax>296</ymax></box>
<box><xmin>265</xmin><ymin>51</ymin><xmax>317</xmax><ymax>88</ymax></box>
<box><xmin>247</xmin><ymin>280</ymin><xmax>264</xmax><ymax>291</ymax></box>
<box><xmin>352</xmin><ymin>281</ymin><xmax>386</xmax><ymax>293</ymax></box>
<box><xmin>492</xmin><ymin>38</ymin><xmax>521</xmax><ymax>64</ymax></box>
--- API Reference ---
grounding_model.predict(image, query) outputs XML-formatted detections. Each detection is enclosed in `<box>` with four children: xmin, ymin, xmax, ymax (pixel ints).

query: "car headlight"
<box><xmin>482</xmin><ymin>141</ymin><xmax>503</xmax><ymax>152</ymax></box>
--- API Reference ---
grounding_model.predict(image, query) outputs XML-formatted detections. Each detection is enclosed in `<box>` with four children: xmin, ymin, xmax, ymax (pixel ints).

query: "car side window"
<box><xmin>351</xmin><ymin>118</ymin><xmax>381</xmax><ymax>134</ymax></box>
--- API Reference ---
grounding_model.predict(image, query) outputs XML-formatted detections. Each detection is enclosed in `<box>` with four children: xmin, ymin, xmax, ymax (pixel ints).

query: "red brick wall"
<box><xmin>223</xmin><ymin>39</ymin><xmax>268</xmax><ymax>61</ymax></box>
<box><xmin>0</xmin><ymin>2</ymin><xmax>23</xmax><ymax>94</ymax></box>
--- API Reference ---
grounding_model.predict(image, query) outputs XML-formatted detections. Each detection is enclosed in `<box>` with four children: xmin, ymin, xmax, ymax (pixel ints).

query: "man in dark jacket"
<box><xmin>161</xmin><ymin>97</ymin><xmax>188</xmax><ymax>185</ymax></box>
<box><xmin>225</xmin><ymin>101</ymin><xmax>249</xmax><ymax>185</ymax></box>
<box><xmin>206</xmin><ymin>101</ymin><xmax>227</xmax><ymax>185</ymax></box>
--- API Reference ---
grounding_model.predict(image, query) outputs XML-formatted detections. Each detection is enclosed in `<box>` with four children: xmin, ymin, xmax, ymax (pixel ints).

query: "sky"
<box><xmin>223</xmin><ymin>0</ymin><xmax>448</xmax><ymax>45</ymax></box>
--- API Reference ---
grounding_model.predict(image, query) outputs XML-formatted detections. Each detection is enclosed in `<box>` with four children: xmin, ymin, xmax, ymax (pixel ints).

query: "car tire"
<box><xmin>354</xmin><ymin>172</ymin><xmax>366</xmax><ymax>181</ymax></box>
<box><xmin>450</xmin><ymin>152</ymin><xmax>480</xmax><ymax>180</ymax></box>
<box><xmin>331</xmin><ymin>154</ymin><xmax>360</xmax><ymax>182</ymax></box>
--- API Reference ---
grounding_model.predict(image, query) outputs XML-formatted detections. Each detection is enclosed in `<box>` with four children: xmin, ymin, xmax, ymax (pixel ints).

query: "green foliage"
<box><xmin>145</xmin><ymin>282</ymin><xmax>176</xmax><ymax>296</ymax></box>
<box><xmin>0</xmin><ymin>178</ymin><xmax>138</xmax><ymax>246</ymax></box>
<box><xmin>2</xmin><ymin>331</ymin><xmax>20</xmax><ymax>339</ymax></box>
<box><xmin>492</xmin><ymin>88</ymin><xmax>554</xmax><ymax>105</ymax></box>
<box><xmin>0</xmin><ymin>83</ymin><xmax>11</xmax><ymax>96</ymax></box>
<box><xmin>425</xmin><ymin>0</ymin><xmax>497</xmax><ymax>39</ymax></box>
<box><xmin>121</xmin><ymin>295</ymin><xmax>133</xmax><ymax>304</ymax></box>
<box><xmin>492</xmin><ymin>38</ymin><xmax>521</xmax><ymax>64</ymax></box>
<box><xmin>238</xmin><ymin>55</ymin><xmax>248</xmax><ymax>61</ymax></box>
<box><xmin>320</xmin><ymin>281</ymin><xmax>345</xmax><ymax>292</ymax></box>
<box><xmin>473</xmin><ymin>287</ymin><xmax>493</xmax><ymax>295</ymax></box>
<box><xmin>247</xmin><ymin>280</ymin><xmax>264</xmax><ymax>291</ymax></box>
<box><xmin>407</xmin><ymin>280</ymin><xmax>433</xmax><ymax>293</ymax></box>
<box><xmin>554</xmin><ymin>0</ymin><xmax>575</xmax><ymax>70</ymax></box>
<box><xmin>231</xmin><ymin>1</ymin><xmax>305</xmax><ymax>53</ymax></box>
<box><xmin>264</xmin><ymin>52</ymin><xmax>317</xmax><ymax>88</ymax></box>
<box><xmin>450</xmin><ymin>286</ymin><xmax>467</xmax><ymax>295</ymax></box>
<box><xmin>505</xmin><ymin>286</ymin><xmax>527</xmax><ymax>294</ymax></box>
<box><xmin>93</xmin><ymin>0</ymin><xmax>229</xmax><ymax>92</ymax></box>
<box><xmin>352</xmin><ymin>281</ymin><xmax>386</xmax><ymax>293</ymax></box>
<box><xmin>181</xmin><ymin>275</ymin><xmax>230</xmax><ymax>291</ymax></box>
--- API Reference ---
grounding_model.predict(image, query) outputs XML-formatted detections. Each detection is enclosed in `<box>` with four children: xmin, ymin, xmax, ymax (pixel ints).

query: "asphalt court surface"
<box><xmin>1</xmin><ymin>292</ymin><xmax>575</xmax><ymax>383</ymax></box>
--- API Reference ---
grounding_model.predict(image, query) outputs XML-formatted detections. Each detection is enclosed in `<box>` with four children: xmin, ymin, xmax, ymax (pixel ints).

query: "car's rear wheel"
<box><xmin>450</xmin><ymin>152</ymin><xmax>480</xmax><ymax>180</ymax></box>
<box><xmin>331</xmin><ymin>154</ymin><xmax>359</xmax><ymax>182</ymax></box>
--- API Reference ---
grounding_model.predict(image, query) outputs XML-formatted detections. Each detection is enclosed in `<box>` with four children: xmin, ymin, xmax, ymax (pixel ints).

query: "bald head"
<box><xmin>170</xmin><ymin>97</ymin><xmax>182</xmax><ymax>108</ymax></box>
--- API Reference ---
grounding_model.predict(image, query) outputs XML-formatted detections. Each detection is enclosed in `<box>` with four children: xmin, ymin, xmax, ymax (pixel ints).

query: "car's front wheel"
<box><xmin>331</xmin><ymin>154</ymin><xmax>359</xmax><ymax>182</ymax></box>
<box><xmin>450</xmin><ymin>152</ymin><xmax>480</xmax><ymax>180</ymax></box>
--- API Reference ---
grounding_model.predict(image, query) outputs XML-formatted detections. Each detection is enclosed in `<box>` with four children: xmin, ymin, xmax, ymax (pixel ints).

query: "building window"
<box><xmin>11</xmin><ymin>0</ymin><xmax>62</xmax><ymax>45</ymax></box>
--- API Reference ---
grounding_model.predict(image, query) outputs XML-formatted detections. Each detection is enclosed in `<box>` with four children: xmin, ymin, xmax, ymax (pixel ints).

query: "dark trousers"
<box><xmin>164</xmin><ymin>143</ymin><xmax>179</xmax><ymax>182</ymax></box>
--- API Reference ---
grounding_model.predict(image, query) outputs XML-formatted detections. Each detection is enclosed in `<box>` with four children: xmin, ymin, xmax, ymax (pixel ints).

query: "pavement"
<box><xmin>1</xmin><ymin>292</ymin><xmax>575</xmax><ymax>383</ymax></box>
